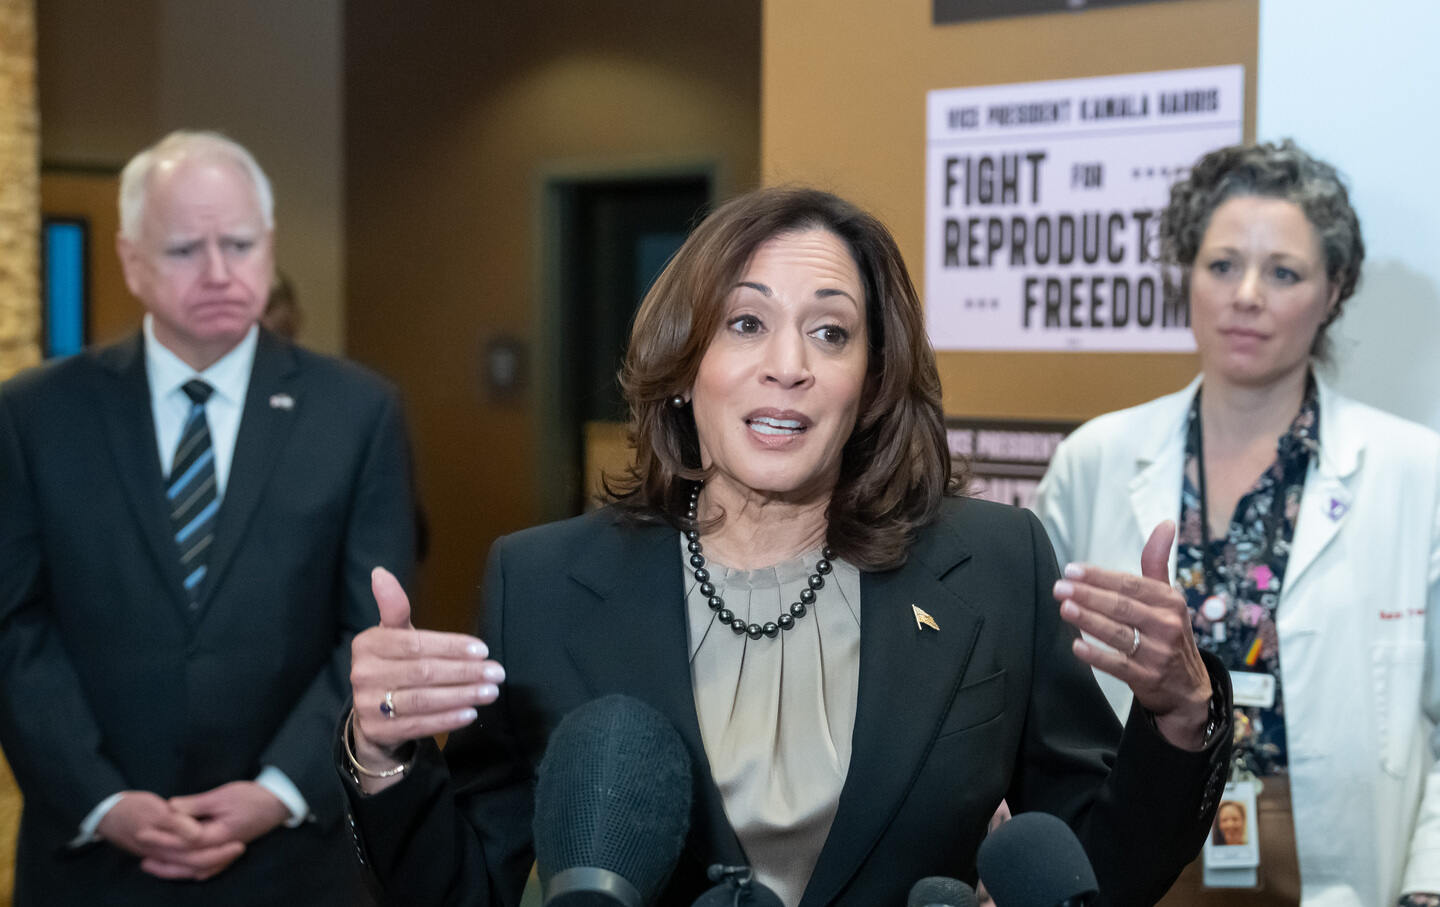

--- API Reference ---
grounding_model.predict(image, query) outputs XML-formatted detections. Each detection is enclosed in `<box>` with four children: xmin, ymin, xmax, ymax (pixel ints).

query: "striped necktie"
<box><xmin>168</xmin><ymin>379</ymin><xmax>220</xmax><ymax>605</ymax></box>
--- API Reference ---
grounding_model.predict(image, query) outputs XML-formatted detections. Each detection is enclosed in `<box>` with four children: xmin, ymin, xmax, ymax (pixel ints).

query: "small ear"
<box><xmin>115</xmin><ymin>233</ymin><xmax>145</xmax><ymax>299</ymax></box>
<box><xmin>1325</xmin><ymin>282</ymin><xmax>1342</xmax><ymax>315</ymax></box>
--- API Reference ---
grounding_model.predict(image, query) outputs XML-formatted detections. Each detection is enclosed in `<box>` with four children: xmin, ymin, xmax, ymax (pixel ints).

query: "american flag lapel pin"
<box><xmin>269</xmin><ymin>393</ymin><xmax>295</xmax><ymax>411</ymax></box>
<box><xmin>912</xmin><ymin>604</ymin><xmax>940</xmax><ymax>632</ymax></box>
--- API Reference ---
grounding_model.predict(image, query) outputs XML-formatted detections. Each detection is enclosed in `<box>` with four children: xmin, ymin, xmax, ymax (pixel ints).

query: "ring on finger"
<box><xmin>380</xmin><ymin>689</ymin><xmax>398</xmax><ymax>719</ymax></box>
<box><xmin>1127</xmin><ymin>626</ymin><xmax>1142</xmax><ymax>657</ymax></box>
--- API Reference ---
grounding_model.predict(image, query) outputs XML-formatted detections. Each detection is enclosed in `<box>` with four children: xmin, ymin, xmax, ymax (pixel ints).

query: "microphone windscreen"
<box><xmin>976</xmin><ymin>812</ymin><xmax>1097</xmax><ymax>907</ymax></box>
<box><xmin>908</xmin><ymin>875</ymin><xmax>979</xmax><ymax>907</ymax></box>
<box><xmin>534</xmin><ymin>694</ymin><xmax>693</xmax><ymax>905</ymax></box>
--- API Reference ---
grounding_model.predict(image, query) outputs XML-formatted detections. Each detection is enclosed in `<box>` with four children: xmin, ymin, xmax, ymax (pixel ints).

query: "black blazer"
<box><xmin>0</xmin><ymin>331</ymin><xmax>416</xmax><ymax>906</ymax></box>
<box><xmin>350</xmin><ymin>498</ymin><xmax>1230</xmax><ymax>906</ymax></box>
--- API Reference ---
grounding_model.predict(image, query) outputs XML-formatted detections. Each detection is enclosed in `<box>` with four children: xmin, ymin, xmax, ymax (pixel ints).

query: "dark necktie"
<box><xmin>168</xmin><ymin>379</ymin><xmax>220</xmax><ymax>604</ymax></box>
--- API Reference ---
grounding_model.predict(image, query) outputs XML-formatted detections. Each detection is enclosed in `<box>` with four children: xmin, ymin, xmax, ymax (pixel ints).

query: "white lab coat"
<box><xmin>1036</xmin><ymin>374</ymin><xmax>1440</xmax><ymax>905</ymax></box>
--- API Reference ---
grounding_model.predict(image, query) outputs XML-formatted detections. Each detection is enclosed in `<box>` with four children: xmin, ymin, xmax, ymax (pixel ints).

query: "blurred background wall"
<box><xmin>1257</xmin><ymin>0</ymin><xmax>1440</xmax><ymax>430</ymax></box>
<box><xmin>38</xmin><ymin>0</ymin><xmax>345</xmax><ymax>354</ymax></box>
<box><xmin>343</xmin><ymin>0</ymin><xmax>762</xmax><ymax>628</ymax></box>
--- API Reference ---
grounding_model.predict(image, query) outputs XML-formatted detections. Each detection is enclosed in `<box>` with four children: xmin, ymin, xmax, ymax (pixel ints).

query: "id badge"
<box><xmin>1202</xmin><ymin>778</ymin><xmax>1260</xmax><ymax>887</ymax></box>
<box><xmin>1229</xmin><ymin>670</ymin><xmax>1276</xmax><ymax>709</ymax></box>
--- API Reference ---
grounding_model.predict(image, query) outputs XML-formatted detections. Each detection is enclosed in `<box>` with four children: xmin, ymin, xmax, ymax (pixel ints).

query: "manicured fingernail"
<box><xmin>479</xmin><ymin>684</ymin><xmax>498</xmax><ymax>699</ymax></box>
<box><xmin>1064</xmin><ymin>563</ymin><xmax>1084</xmax><ymax>579</ymax></box>
<box><xmin>1061</xmin><ymin>600</ymin><xmax>1079</xmax><ymax>618</ymax></box>
<box><xmin>467</xmin><ymin>642</ymin><xmax>489</xmax><ymax>657</ymax></box>
<box><xmin>483</xmin><ymin>664</ymin><xmax>506</xmax><ymax>683</ymax></box>
<box><xmin>460</xmin><ymin>708</ymin><xmax>478</xmax><ymax>722</ymax></box>
<box><xmin>1053</xmin><ymin>580</ymin><xmax>1073</xmax><ymax>598</ymax></box>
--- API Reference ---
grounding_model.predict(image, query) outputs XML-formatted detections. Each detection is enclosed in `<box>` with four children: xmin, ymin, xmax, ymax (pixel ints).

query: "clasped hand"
<box><xmin>348</xmin><ymin>567</ymin><xmax>504</xmax><ymax>782</ymax></box>
<box><xmin>1052</xmin><ymin>521</ymin><xmax>1213</xmax><ymax>750</ymax></box>
<box><xmin>96</xmin><ymin>781</ymin><xmax>289</xmax><ymax>880</ymax></box>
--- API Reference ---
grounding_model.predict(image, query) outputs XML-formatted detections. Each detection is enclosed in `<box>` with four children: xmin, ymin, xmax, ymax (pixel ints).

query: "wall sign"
<box><xmin>925</xmin><ymin>65</ymin><xmax>1243</xmax><ymax>352</ymax></box>
<box><xmin>948</xmin><ymin>418</ymin><xmax>1076</xmax><ymax>511</ymax></box>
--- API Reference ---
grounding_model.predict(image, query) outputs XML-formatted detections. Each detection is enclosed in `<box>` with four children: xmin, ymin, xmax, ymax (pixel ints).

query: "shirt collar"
<box><xmin>143</xmin><ymin>314</ymin><xmax>259</xmax><ymax>407</ymax></box>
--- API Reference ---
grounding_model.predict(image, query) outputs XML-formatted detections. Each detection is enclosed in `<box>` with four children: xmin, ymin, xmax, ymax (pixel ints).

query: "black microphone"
<box><xmin>689</xmin><ymin>864</ymin><xmax>784</xmax><ymax>907</ymax></box>
<box><xmin>908</xmin><ymin>875</ymin><xmax>980</xmax><ymax>907</ymax></box>
<box><xmin>533</xmin><ymin>694</ymin><xmax>693</xmax><ymax>906</ymax></box>
<box><xmin>976</xmin><ymin>812</ymin><xmax>1097</xmax><ymax>907</ymax></box>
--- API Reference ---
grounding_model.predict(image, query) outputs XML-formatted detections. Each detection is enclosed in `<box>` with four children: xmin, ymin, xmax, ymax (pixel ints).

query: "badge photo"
<box><xmin>1203</xmin><ymin>779</ymin><xmax>1260</xmax><ymax>872</ymax></box>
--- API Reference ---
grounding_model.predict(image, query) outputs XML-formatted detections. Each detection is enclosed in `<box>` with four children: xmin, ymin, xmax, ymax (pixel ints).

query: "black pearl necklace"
<box><xmin>685</xmin><ymin>483</ymin><xmax>833</xmax><ymax>641</ymax></box>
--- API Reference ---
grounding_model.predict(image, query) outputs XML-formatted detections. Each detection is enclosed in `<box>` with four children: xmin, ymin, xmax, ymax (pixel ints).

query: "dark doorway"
<box><xmin>545</xmin><ymin>173</ymin><xmax>712</xmax><ymax>517</ymax></box>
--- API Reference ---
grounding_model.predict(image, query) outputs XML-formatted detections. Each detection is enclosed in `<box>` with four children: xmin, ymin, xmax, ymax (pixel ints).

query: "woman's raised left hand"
<box><xmin>1052</xmin><ymin>520</ymin><xmax>1213</xmax><ymax>750</ymax></box>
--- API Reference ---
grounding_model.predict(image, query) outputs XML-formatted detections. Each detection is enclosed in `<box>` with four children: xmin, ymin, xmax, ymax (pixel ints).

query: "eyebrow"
<box><xmin>162</xmin><ymin>229</ymin><xmax>259</xmax><ymax>246</ymax></box>
<box><xmin>735</xmin><ymin>281</ymin><xmax>859</xmax><ymax>305</ymax></box>
<box><xmin>1206</xmin><ymin>244</ymin><xmax>1311</xmax><ymax>261</ymax></box>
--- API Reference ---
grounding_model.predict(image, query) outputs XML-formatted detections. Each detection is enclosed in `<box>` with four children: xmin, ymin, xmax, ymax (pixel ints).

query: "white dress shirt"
<box><xmin>145</xmin><ymin>315</ymin><xmax>256</xmax><ymax>495</ymax></box>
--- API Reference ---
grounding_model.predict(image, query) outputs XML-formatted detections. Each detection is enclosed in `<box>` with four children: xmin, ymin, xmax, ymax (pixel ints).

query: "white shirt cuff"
<box><xmin>256</xmin><ymin>766</ymin><xmax>311</xmax><ymax>828</ymax></box>
<box><xmin>71</xmin><ymin>791</ymin><xmax>126</xmax><ymax>847</ymax></box>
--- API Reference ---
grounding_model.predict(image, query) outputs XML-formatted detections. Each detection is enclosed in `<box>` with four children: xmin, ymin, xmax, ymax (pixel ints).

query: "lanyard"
<box><xmin>1191</xmin><ymin>393</ymin><xmax>1287</xmax><ymax>610</ymax></box>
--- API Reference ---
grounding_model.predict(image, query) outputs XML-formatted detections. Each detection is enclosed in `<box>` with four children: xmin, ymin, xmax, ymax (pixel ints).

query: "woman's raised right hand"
<box><xmin>349</xmin><ymin>567</ymin><xmax>505</xmax><ymax>767</ymax></box>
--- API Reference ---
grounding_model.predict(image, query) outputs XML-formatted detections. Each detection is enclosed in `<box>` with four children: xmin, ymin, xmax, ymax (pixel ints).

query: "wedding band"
<box><xmin>1127</xmin><ymin>626</ymin><xmax>1142</xmax><ymax>657</ymax></box>
<box><xmin>380</xmin><ymin>689</ymin><xmax>398</xmax><ymax>719</ymax></box>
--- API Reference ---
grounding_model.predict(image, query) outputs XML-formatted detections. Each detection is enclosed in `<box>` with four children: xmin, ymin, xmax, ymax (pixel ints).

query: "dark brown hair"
<box><xmin>1161</xmin><ymin>140</ymin><xmax>1364</xmax><ymax>363</ymax></box>
<box><xmin>605</xmin><ymin>186</ymin><xmax>962</xmax><ymax>571</ymax></box>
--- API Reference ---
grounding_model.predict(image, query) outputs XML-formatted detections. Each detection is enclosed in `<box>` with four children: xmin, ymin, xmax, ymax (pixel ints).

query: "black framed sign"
<box><xmin>946</xmin><ymin>417</ymin><xmax>1077</xmax><ymax>510</ymax></box>
<box><xmin>935</xmin><ymin>0</ymin><xmax>1193</xmax><ymax>25</ymax></box>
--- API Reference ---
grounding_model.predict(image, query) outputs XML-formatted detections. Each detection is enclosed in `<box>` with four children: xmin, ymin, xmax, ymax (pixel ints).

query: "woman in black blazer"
<box><xmin>341</xmin><ymin>188</ymin><xmax>1232</xmax><ymax>906</ymax></box>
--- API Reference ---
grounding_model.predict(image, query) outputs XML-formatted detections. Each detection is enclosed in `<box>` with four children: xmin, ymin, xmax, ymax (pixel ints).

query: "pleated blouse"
<box><xmin>683</xmin><ymin>536</ymin><xmax>862</xmax><ymax>907</ymax></box>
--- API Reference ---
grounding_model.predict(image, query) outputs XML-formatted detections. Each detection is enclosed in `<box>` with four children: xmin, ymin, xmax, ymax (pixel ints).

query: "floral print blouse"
<box><xmin>1175</xmin><ymin>381</ymin><xmax>1319</xmax><ymax>778</ymax></box>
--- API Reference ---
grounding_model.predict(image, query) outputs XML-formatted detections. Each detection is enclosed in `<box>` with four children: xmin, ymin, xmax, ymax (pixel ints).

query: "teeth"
<box><xmin>749</xmin><ymin>416</ymin><xmax>804</xmax><ymax>435</ymax></box>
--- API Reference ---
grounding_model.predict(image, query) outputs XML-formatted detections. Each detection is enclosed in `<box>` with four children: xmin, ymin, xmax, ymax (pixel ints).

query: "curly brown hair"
<box><xmin>1160</xmin><ymin>140</ymin><xmax>1364</xmax><ymax>362</ymax></box>
<box><xmin>604</xmin><ymin>186</ymin><xmax>963</xmax><ymax>570</ymax></box>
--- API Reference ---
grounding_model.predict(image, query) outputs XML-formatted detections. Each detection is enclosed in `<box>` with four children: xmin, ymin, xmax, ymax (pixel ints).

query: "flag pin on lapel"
<box><xmin>269</xmin><ymin>393</ymin><xmax>295</xmax><ymax>410</ymax></box>
<box><xmin>911</xmin><ymin>604</ymin><xmax>939</xmax><ymax>632</ymax></box>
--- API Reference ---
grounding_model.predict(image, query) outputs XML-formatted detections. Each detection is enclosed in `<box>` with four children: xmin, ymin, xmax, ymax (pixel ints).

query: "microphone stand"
<box><xmin>704</xmin><ymin>864</ymin><xmax>763</xmax><ymax>907</ymax></box>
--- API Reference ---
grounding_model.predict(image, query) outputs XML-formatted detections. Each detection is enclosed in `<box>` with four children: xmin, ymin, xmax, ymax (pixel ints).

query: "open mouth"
<box><xmin>746</xmin><ymin>416</ymin><xmax>807</xmax><ymax>436</ymax></box>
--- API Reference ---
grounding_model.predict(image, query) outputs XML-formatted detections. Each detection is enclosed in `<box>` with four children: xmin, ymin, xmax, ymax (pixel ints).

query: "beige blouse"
<box><xmin>683</xmin><ymin>537</ymin><xmax>862</xmax><ymax>907</ymax></box>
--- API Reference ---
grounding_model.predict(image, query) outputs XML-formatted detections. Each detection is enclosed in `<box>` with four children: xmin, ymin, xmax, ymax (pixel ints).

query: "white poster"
<box><xmin>925</xmin><ymin>65</ymin><xmax>1244</xmax><ymax>352</ymax></box>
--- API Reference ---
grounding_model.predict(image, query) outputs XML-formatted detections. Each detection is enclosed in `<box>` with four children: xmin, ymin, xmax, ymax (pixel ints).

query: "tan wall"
<box><xmin>762</xmin><ymin>0</ymin><xmax>1258</xmax><ymax>421</ymax></box>
<box><xmin>36</xmin><ymin>0</ymin><xmax>346</xmax><ymax>354</ymax></box>
<box><xmin>0</xmin><ymin>0</ymin><xmax>36</xmax><ymax>898</ymax></box>
<box><xmin>345</xmin><ymin>2</ymin><xmax>762</xmax><ymax>631</ymax></box>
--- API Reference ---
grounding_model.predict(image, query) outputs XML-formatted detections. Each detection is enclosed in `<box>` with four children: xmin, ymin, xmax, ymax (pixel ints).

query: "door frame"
<box><xmin>532</xmin><ymin>156</ymin><xmax>720</xmax><ymax>523</ymax></box>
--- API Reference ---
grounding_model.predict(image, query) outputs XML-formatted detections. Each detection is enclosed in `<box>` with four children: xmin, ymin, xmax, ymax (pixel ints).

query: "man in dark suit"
<box><xmin>0</xmin><ymin>131</ymin><xmax>415</xmax><ymax>905</ymax></box>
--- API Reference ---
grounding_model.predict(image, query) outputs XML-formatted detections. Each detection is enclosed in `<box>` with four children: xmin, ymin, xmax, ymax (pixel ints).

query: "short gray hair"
<box><xmin>1160</xmin><ymin>139</ymin><xmax>1364</xmax><ymax>362</ymax></box>
<box><xmin>118</xmin><ymin>130</ymin><xmax>275</xmax><ymax>241</ymax></box>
